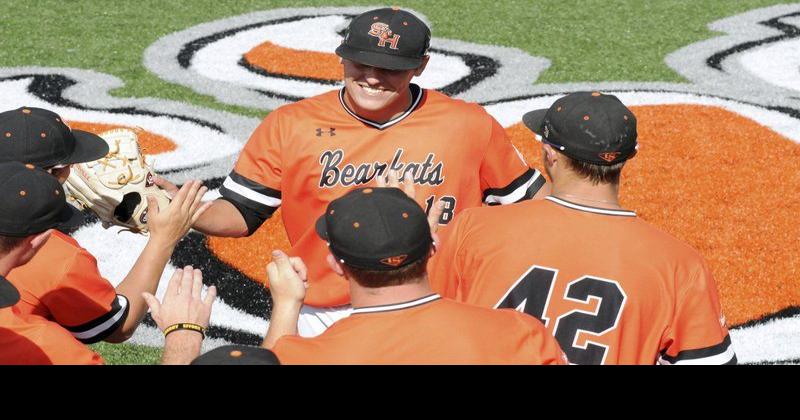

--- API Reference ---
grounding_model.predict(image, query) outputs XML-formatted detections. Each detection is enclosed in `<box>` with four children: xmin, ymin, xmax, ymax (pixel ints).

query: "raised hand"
<box><xmin>142</xmin><ymin>266</ymin><xmax>217</xmax><ymax>333</ymax></box>
<box><xmin>146</xmin><ymin>180</ymin><xmax>212</xmax><ymax>246</ymax></box>
<box><xmin>267</xmin><ymin>250</ymin><xmax>309</xmax><ymax>305</ymax></box>
<box><xmin>376</xmin><ymin>170</ymin><xmax>445</xmax><ymax>233</ymax></box>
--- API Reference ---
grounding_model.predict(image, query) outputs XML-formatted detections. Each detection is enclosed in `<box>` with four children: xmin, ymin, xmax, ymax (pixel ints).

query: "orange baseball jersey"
<box><xmin>0</xmin><ymin>306</ymin><xmax>104</xmax><ymax>365</ymax></box>
<box><xmin>7</xmin><ymin>230</ymin><xmax>129</xmax><ymax>344</ymax></box>
<box><xmin>272</xmin><ymin>294</ymin><xmax>566</xmax><ymax>364</ymax></box>
<box><xmin>220</xmin><ymin>84</ymin><xmax>545</xmax><ymax>307</ymax></box>
<box><xmin>428</xmin><ymin>196</ymin><xmax>736</xmax><ymax>365</ymax></box>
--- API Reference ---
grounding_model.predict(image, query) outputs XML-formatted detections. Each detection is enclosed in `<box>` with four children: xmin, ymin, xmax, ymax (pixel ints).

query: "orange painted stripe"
<box><xmin>208</xmin><ymin>209</ymin><xmax>291</xmax><ymax>288</ymax></box>
<box><xmin>208</xmin><ymin>104</ymin><xmax>800</xmax><ymax>326</ymax></box>
<box><xmin>244</xmin><ymin>41</ymin><xmax>343</xmax><ymax>81</ymax></box>
<box><xmin>65</xmin><ymin>121</ymin><xmax>177</xmax><ymax>155</ymax></box>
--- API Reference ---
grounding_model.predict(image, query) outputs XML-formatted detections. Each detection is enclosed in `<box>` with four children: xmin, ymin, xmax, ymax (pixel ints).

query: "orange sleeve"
<box><xmin>43</xmin><ymin>335</ymin><xmax>105</xmax><ymax>365</ymax></box>
<box><xmin>232</xmin><ymin>111</ymin><xmax>284</xmax><ymax>191</ymax></box>
<box><xmin>515</xmin><ymin>312</ymin><xmax>568</xmax><ymax>365</ymax></box>
<box><xmin>219</xmin><ymin>112</ymin><xmax>284</xmax><ymax>231</ymax></box>
<box><xmin>658</xmin><ymin>259</ymin><xmax>736</xmax><ymax>365</ymax></box>
<box><xmin>40</xmin><ymin>249</ymin><xmax>128</xmax><ymax>344</ymax></box>
<box><xmin>9</xmin><ymin>315</ymin><xmax>106</xmax><ymax>365</ymax></box>
<box><xmin>479</xmin><ymin>116</ymin><xmax>545</xmax><ymax>205</ymax></box>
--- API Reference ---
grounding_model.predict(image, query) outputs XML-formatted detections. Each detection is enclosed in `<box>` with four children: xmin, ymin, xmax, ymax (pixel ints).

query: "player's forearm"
<box><xmin>161</xmin><ymin>331</ymin><xmax>204</xmax><ymax>365</ymax></box>
<box><xmin>191</xmin><ymin>199</ymin><xmax>250</xmax><ymax>237</ymax></box>
<box><xmin>261</xmin><ymin>301</ymin><xmax>302</xmax><ymax>349</ymax></box>
<box><xmin>107</xmin><ymin>238</ymin><xmax>175</xmax><ymax>343</ymax></box>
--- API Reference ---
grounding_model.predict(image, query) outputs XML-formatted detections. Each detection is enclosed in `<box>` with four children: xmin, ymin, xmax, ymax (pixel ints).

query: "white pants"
<box><xmin>296</xmin><ymin>304</ymin><xmax>353</xmax><ymax>337</ymax></box>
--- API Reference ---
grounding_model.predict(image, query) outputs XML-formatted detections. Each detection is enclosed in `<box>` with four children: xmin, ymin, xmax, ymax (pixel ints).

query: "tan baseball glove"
<box><xmin>64</xmin><ymin>128</ymin><xmax>171</xmax><ymax>234</ymax></box>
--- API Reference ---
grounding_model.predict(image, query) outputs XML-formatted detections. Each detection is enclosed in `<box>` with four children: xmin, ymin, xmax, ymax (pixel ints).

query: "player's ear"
<box><xmin>29</xmin><ymin>229</ymin><xmax>52</xmax><ymax>252</ymax></box>
<box><xmin>542</xmin><ymin>144</ymin><xmax>558</xmax><ymax>166</ymax></box>
<box><xmin>414</xmin><ymin>55</ymin><xmax>430</xmax><ymax>77</ymax></box>
<box><xmin>327</xmin><ymin>253</ymin><xmax>345</xmax><ymax>276</ymax></box>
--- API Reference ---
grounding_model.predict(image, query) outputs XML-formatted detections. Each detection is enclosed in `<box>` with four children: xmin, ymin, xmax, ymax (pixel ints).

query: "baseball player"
<box><xmin>428</xmin><ymin>92</ymin><xmax>736</xmax><ymax>365</ymax></box>
<box><xmin>261</xmin><ymin>187</ymin><xmax>566</xmax><ymax>364</ymax></box>
<box><xmin>0</xmin><ymin>107</ymin><xmax>210</xmax><ymax>344</ymax></box>
<box><xmin>159</xmin><ymin>7</ymin><xmax>547</xmax><ymax>335</ymax></box>
<box><xmin>0</xmin><ymin>162</ymin><xmax>103</xmax><ymax>364</ymax></box>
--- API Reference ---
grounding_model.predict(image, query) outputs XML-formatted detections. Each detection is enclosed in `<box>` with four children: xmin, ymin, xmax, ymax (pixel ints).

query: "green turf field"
<box><xmin>1</xmin><ymin>0</ymin><xmax>790</xmax><ymax>364</ymax></box>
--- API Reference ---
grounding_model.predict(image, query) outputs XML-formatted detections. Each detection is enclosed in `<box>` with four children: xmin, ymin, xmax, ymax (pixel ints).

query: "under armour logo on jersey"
<box><xmin>316</xmin><ymin>128</ymin><xmax>336</xmax><ymax>137</ymax></box>
<box><xmin>368</xmin><ymin>22</ymin><xmax>401</xmax><ymax>50</ymax></box>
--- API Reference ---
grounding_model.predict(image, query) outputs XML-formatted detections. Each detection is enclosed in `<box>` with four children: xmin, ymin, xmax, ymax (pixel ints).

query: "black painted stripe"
<box><xmin>177</xmin><ymin>15</ymin><xmax>321</xmax><ymax>68</ymax></box>
<box><xmin>171</xmin><ymin>232</ymin><xmax>273</xmax><ymax>320</ymax></box>
<box><xmin>660</xmin><ymin>335</ymin><xmax>734</xmax><ymax>364</ymax></box>
<box><xmin>66</xmin><ymin>295</ymin><xmax>130</xmax><ymax>344</ymax></box>
<box><xmin>239</xmin><ymin>56</ymin><xmax>341</xmax><ymax>86</ymax></box>
<box><xmin>16</xmin><ymin>74</ymin><xmax>225</xmax><ymax>132</ymax></box>
<box><xmin>706</xmin><ymin>11</ymin><xmax>800</xmax><ymax>71</ymax></box>
<box><xmin>730</xmin><ymin>306</ymin><xmax>800</xmax><ymax>329</ymax></box>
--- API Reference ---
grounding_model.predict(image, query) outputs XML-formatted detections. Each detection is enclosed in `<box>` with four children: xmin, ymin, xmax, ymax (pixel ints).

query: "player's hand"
<box><xmin>377</xmin><ymin>170</ymin><xmax>445</xmax><ymax>233</ymax></box>
<box><xmin>153</xmin><ymin>175</ymin><xmax>180</xmax><ymax>199</ymax></box>
<box><xmin>267</xmin><ymin>250</ymin><xmax>309</xmax><ymax>305</ymax></box>
<box><xmin>147</xmin><ymin>180</ymin><xmax>212</xmax><ymax>247</ymax></box>
<box><xmin>142</xmin><ymin>266</ymin><xmax>217</xmax><ymax>332</ymax></box>
<box><xmin>377</xmin><ymin>169</ymin><xmax>415</xmax><ymax>198</ymax></box>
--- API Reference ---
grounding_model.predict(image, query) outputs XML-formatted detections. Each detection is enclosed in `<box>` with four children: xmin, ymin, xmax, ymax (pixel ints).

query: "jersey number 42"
<box><xmin>495</xmin><ymin>265</ymin><xmax>627</xmax><ymax>365</ymax></box>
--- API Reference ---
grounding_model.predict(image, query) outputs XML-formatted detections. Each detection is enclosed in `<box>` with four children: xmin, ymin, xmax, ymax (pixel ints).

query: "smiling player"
<box><xmin>161</xmin><ymin>7</ymin><xmax>547</xmax><ymax>336</ymax></box>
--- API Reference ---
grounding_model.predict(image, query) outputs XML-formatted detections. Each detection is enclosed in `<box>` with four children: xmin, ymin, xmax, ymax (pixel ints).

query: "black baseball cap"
<box><xmin>335</xmin><ymin>7</ymin><xmax>431</xmax><ymax>71</ymax></box>
<box><xmin>191</xmin><ymin>345</ymin><xmax>280</xmax><ymax>365</ymax></box>
<box><xmin>0</xmin><ymin>275</ymin><xmax>20</xmax><ymax>309</ymax></box>
<box><xmin>316</xmin><ymin>187</ymin><xmax>433</xmax><ymax>271</ymax></box>
<box><xmin>0</xmin><ymin>162</ymin><xmax>73</xmax><ymax>237</ymax></box>
<box><xmin>0</xmin><ymin>107</ymin><xmax>109</xmax><ymax>168</ymax></box>
<box><xmin>522</xmin><ymin>92</ymin><xmax>638</xmax><ymax>166</ymax></box>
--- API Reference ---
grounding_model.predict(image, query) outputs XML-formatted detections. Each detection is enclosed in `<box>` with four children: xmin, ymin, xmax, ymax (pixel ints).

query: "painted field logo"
<box><xmin>143</xmin><ymin>7</ymin><xmax>548</xmax><ymax>110</ymax></box>
<box><xmin>16</xmin><ymin>4</ymin><xmax>795</xmax><ymax>363</ymax></box>
<box><xmin>368</xmin><ymin>22</ymin><xmax>400</xmax><ymax>49</ymax></box>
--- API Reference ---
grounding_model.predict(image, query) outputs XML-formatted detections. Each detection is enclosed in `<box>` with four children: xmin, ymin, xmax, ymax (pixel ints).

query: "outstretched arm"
<box><xmin>154</xmin><ymin>176</ymin><xmax>250</xmax><ymax>238</ymax></box>
<box><xmin>106</xmin><ymin>181</ymin><xmax>212</xmax><ymax>343</ymax></box>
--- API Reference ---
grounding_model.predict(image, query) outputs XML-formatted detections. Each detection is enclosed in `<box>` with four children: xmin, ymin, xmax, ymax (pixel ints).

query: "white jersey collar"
<box><xmin>545</xmin><ymin>196</ymin><xmax>637</xmax><ymax>217</ymax></box>
<box><xmin>338</xmin><ymin>83</ymin><xmax>423</xmax><ymax>130</ymax></box>
<box><xmin>351</xmin><ymin>294</ymin><xmax>441</xmax><ymax>315</ymax></box>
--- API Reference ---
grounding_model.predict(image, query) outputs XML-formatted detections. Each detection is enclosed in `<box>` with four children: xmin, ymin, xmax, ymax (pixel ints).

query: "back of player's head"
<box><xmin>523</xmin><ymin>92</ymin><xmax>638</xmax><ymax>185</ymax></box>
<box><xmin>0</xmin><ymin>162</ymin><xmax>73</xmax><ymax>239</ymax></box>
<box><xmin>0</xmin><ymin>107</ymin><xmax>109</xmax><ymax>169</ymax></box>
<box><xmin>0</xmin><ymin>162</ymin><xmax>72</xmax><ymax>295</ymax></box>
<box><xmin>335</xmin><ymin>7</ymin><xmax>431</xmax><ymax>71</ymax></box>
<box><xmin>316</xmin><ymin>187</ymin><xmax>433</xmax><ymax>288</ymax></box>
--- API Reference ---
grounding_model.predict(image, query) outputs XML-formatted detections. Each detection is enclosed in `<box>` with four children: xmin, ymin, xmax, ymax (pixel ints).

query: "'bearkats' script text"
<box><xmin>318</xmin><ymin>149</ymin><xmax>445</xmax><ymax>188</ymax></box>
